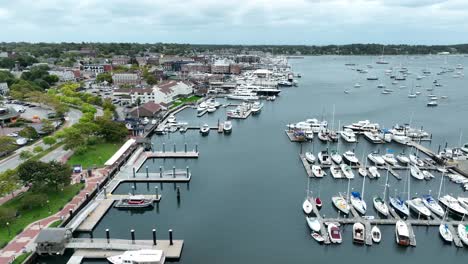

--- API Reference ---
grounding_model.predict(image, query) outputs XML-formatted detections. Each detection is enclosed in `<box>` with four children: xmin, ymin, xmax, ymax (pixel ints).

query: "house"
<box><xmin>112</xmin><ymin>73</ymin><xmax>140</xmax><ymax>86</ymax></box>
<box><xmin>129</xmin><ymin>102</ymin><xmax>166</xmax><ymax>118</ymax></box>
<box><xmin>0</xmin><ymin>82</ymin><xmax>8</xmax><ymax>95</ymax></box>
<box><xmin>35</xmin><ymin>228</ymin><xmax>72</xmax><ymax>255</ymax></box>
<box><xmin>112</xmin><ymin>56</ymin><xmax>130</xmax><ymax>66</ymax></box>
<box><xmin>82</xmin><ymin>64</ymin><xmax>112</xmax><ymax>74</ymax></box>
<box><xmin>48</xmin><ymin>71</ymin><xmax>76</xmax><ymax>82</ymax></box>
<box><xmin>114</xmin><ymin>88</ymin><xmax>154</xmax><ymax>104</ymax></box>
<box><xmin>114</xmin><ymin>81</ymin><xmax>193</xmax><ymax>105</ymax></box>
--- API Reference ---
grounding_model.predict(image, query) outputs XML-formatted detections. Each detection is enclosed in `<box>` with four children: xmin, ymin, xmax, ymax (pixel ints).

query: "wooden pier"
<box><xmin>299</xmin><ymin>154</ymin><xmax>314</xmax><ymax>177</ymax></box>
<box><xmin>147</xmin><ymin>151</ymin><xmax>199</xmax><ymax>159</ymax></box>
<box><xmin>75</xmin><ymin>200</ymin><xmax>114</xmax><ymax>232</ymax></box>
<box><xmin>447</xmin><ymin>224</ymin><xmax>464</xmax><ymax>247</ymax></box>
<box><xmin>197</xmin><ymin>110</ymin><xmax>208</xmax><ymax>117</ymax></box>
<box><xmin>66</xmin><ymin>238</ymin><xmax>183</xmax><ymax>263</ymax></box>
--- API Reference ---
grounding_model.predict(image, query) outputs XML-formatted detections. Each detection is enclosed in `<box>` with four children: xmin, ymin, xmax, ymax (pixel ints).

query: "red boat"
<box><xmin>315</xmin><ymin>197</ymin><xmax>323</xmax><ymax>209</ymax></box>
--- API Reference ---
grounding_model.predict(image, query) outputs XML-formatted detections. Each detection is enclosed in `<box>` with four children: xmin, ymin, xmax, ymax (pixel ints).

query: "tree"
<box><xmin>43</xmin><ymin>136</ymin><xmax>57</xmax><ymax>145</ymax></box>
<box><xmin>95</xmin><ymin>116</ymin><xmax>128</xmax><ymax>142</ymax></box>
<box><xmin>0</xmin><ymin>207</ymin><xmax>17</xmax><ymax>226</ymax></box>
<box><xmin>0</xmin><ymin>136</ymin><xmax>16</xmax><ymax>154</ymax></box>
<box><xmin>17</xmin><ymin>160</ymin><xmax>70</xmax><ymax>191</ymax></box>
<box><xmin>33</xmin><ymin>146</ymin><xmax>43</xmax><ymax>153</ymax></box>
<box><xmin>9</xmin><ymin>80</ymin><xmax>43</xmax><ymax>99</ymax></box>
<box><xmin>0</xmin><ymin>71</ymin><xmax>15</xmax><ymax>86</ymax></box>
<box><xmin>96</xmin><ymin>72</ymin><xmax>113</xmax><ymax>84</ymax></box>
<box><xmin>146</xmin><ymin>75</ymin><xmax>158</xmax><ymax>85</ymax></box>
<box><xmin>43</xmin><ymin>74</ymin><xmax>59</xmax><ymax>85</ymax></box>
<box><xmin>41</xmin><ymin>119</ymin><xmax>56</xmax><ymax>134</ymax></box>
<box><xmin>102</xmin><ymin>99</ymin><xmax>116</xmax><ymax>112</ymax></box>
<box><xmin>18</xmin><ymin>126</ymin><xmax>39</xmax><ymax>139</ymax></box>
<box><xmin>0</xmin><ymin>169</ymin><xmax>19</xmax><ymax>196</ymax></box>
<box><xmin>19</xmin><ymin>150</ymin><xmax>33</xmax><ymax>160</ymax></box>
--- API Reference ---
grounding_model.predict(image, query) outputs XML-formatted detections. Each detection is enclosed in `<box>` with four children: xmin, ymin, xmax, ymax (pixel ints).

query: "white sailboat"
<box><xmin>410</xmin><ymin>165</ymin><xmax>424</xmax><ymax>180</ymax></box>
<box><xmin>340</xmin><ymin>164</ymin><xmax>354</xmax><ymax>179</ymax></box>
<box><xmin>351</xmin><ymin>175</ymin><xmax>367</xmax><ymax>215</ymax></box>
<box><xmin>368</xmin><ymin>166</ymin><xmax>380</xmax><ymax>178</ymax></box>
<box><xmin>306</xmin><ymin>217</ymin><xmax>321</xmax><ymax>232</ymax></box>
<box><xmin>374</xmin><ymin>168</ymin><xmax>390</xmax><ymax>217</ymax></box>
<box><xmin>312</xmin><ymin>165</ymin><xmax>326</xmax><ymax>178</ymax></box>
<box><xmin>305</xmin><ymin>152</ymin><xmax>316</xmax><ymax>163</ymax></box>
<box><xmin>303</xmin><ymin>178</ymin><xmax>313</xmax><ymax>215</ymax></box>
<box><xmin>332</xmin><ymin>180</ymin><xmax>351</xmax><ymax>215</ymax></box>
<box><xmin>457</xmin><ymin>224</ymin><xmax>468</xmax><ymax>246</ymax></box>
<box><xmin>439</xmin><ymin>223</ymin><xmax>453</xmax><ymax>243</ymax></box>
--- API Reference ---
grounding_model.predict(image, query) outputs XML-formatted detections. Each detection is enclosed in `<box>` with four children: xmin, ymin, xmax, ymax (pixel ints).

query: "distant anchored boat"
<box><xmin>114</xmin><ymin>195</ymin><xmax>154</xmax><ymax>209</ymax></box>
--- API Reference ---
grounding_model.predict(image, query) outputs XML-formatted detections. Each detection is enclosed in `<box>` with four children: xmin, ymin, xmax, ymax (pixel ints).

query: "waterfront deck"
<box><xmin>285</xmin><ymin>130</ymin><xmax>307</xmax><ymax>142</ymax></box>
<box><xmin>75</xmin><ymin>199</ymin><xmax>114</xmax><ymax>232</ymax></box>
<box><xmin>147</xmin><ymin>151</ymin><xmax>199</xmax><ymax>158</ymax></box>
<box><xmin>66</xmin><ymin>238</ymin><xmax>183</xmax><ymax>263</ymax></box>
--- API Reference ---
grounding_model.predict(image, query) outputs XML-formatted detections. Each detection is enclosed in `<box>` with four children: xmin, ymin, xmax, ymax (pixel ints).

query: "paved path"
<box><xmin>0</xmin><ymin>168</ymin><xmax>108</xmax><ymax>264</ymax></box>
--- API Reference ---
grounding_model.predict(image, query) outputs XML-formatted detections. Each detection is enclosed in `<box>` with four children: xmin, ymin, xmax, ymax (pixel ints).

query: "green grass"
<box><xmin>29</xmin><ymin>142</ymin><xmax>64</xmax><ymax>162</ymax></box>
<box><xmin>48</xmin><ymin>219</ymin><xmax>62</xmax><ymax>228</ymax></box>
<box><xmin>0</xmin><ymin>183</ymin><xmax>84</xmax><ymax>247</ymax></box>
<box><xmin>67</xmin><ymin>142</ymin><xmax>122</xmax><ymax>168</ymax></box>
<box><xmin>12</xmin><ymin>252</ymin><xmax>31</xmax><ymax>264</ymax></box>
<box><xmin>170</xmin><ymin>95</ymin><xmax>201</xmax><ymax>109</ymax></box>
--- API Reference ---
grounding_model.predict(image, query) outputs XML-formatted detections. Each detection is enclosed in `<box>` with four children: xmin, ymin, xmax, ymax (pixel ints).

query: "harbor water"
<box><xmin>38</xmin><ymin>55</ymin><xmax>468</xmax><ymax>264</ymax></box>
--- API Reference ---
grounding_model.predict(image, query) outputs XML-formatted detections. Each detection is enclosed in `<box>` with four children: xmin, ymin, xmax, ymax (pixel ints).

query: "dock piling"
<box><xmin>131</xmin><ymin>186</ymin><xmax>135</xmax><ymax>195</ymax></box>
<box><xmin>155</xmin><ymin>186</ymin><xmax>159</xmax><ymax>199</ymax></box>
<box><xmin>90</xmin><ymin>231</ymin><xmax>93</xmax><ymax>242</ymax></box>
<box><xmin>195</xmin><ymin>144</ymin><xmax>198</xmax><ymax>153</ymax></box>
<box><xmin>69</xmin><ymin>209</ymin><xmax>73</xmax><ymax>218</ymax></box>
<box><xmin>146</xmin><ymin>166</ymin><xmax>149</xmax><ymax>178</ymax></box>
<box><xmin>176</xmin><ymin>186</ymin><xmax>180</xmax><ymax>199</ymax></box>
<box><xmin>186</xmin><ymin>166</ymin><xmax>189</xmax><ymax>178</ymax></box>
<box><xmin>103</xmin><ymin>187</ymin><xmax>107</xmax><ymax>199</ymax></box>
<box><xmin>159</xmin><ymin>166</ymin><xmax>162</xmax><ymax>178</ymax></box>
<box><xmin>173</xmin><ymin>166</ymin><xmax>176</xmax><ymax>178</ymax></box>
<box><xmin>133</xmin><ymin>167</ymin><xmax>136</xmax><ymax>178</ymax></box>
<box><xmin>106</xmin><ymin>229</ymin><xmax>110</xmax><ymax>243</ymax></box>
<box><xmin>185</xmin><ymin>143</ymin><xmax>187</xmax><ymax>153</ymax></box>
<box><xmin>173</xmin><ymin>143</ymin><xmax>176</xmax><ymax>152</ymax></box>
<box><xmin>85</xmin><ymin>192</ymin><xmax>89</xmax><ymax>200</ymax></box>
<box><xmin>152</xmin><ymin>229</ymin><xmax>157</xmax><ymax>245</ymax></box>
<box><xmin>131</xmin><ymin>229</ymin><xmax>135</xmax><ymax>244</ymax></box>
<box><xmin>163</xmin><ymin>143</ymin><xmax>165</xmax><ymax>153</ymax></box>
<box><xmin>169</xmin><ymin>229</ymin><xmax>173</xmax><ymax>245</ymax></box>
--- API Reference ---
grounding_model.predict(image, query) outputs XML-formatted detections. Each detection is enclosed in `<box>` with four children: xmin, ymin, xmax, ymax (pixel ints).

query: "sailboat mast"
<box><xmin>407</xmin><ymin>165</ymin><xmax>411</xmax><ymax>201</ymax></box>
<box><xmin>346</xmin><ymin>178</ymin><xmax>351</xmax><ymax>201</ymax></box>
<box><xmin>332</xmin><ymin>104</ymin><xmax>336</xmax><ymax>132</ymax></box>
<box><xmin>383</xmin><ymin>167</ymin><xmax>389</xmax><ymax>200</ymax></box>
<box><xmin>437</xmin><ymin>167</ymin><xmax>445</xmax><ymax>200</ymax></box>
<box><xmin>361</xmin><ymin>170</ymin><xmax>366</xmax><ymax>199</ymax></box>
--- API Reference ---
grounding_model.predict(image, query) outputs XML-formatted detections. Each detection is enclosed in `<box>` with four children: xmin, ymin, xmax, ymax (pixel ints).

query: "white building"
<box><xmin>48</xmin><ymin>71</ymin><xmax>76</xmax><ymax>82</ymax></box>
<box><xmin>113</xmin><ymin>81</ymin><xmax>193</xmax><ymax>105</ymax></box>
<box><xmin>112</xmin><ymin>73</ymin><xmax>140</xmax><ymax>86</ymax></box>
<box><xmin>0</xmin><ymin>82</ymin><xmax>8</xmax><ymax>95</ymax></box>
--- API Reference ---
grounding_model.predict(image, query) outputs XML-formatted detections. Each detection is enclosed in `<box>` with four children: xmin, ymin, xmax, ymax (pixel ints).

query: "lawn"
<box><xmin>12</xmin><ymin>252</ymin><xmax>31</xmax><ymax>264</ymax></box>
<box><xmin>48</xmin><ymin>219</ymin><xmax>62</xmax><ymax>228</ymax></box>
<box><xmin>0</xmin><ymin>183</ymin><xmax>84</xmax><ymax>248</ymax></box>
<box><xmin>67</xmin><ymin>142</ymin><xmax>122</xmax><ymax>168</ymax></box>
<box><xmin>170</xmin><ymin>95</ymin><xmax>201</xmax><ymax>109</ymax></box>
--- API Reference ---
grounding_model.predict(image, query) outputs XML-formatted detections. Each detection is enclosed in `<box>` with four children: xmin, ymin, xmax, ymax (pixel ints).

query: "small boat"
<box><xmin>358</xmin><ymin>167</ymin><xmax>368</xmax><ymax>177</ymax></box>
<box><xmin>306</xmin><ymin>217</ymin><xmax>321</xmax><ymax>232</ymax></box>
<box><xmin>167</xmin><ymin>115</ymin><xmax>177</xmax><ymax>123</ymax></box>
<box><xmin>406</xmin><ymin>198</ymin><xmax>432</xmax><ymax>218</ymax></box>
<box><xmin>312</xmin><ymin>165</ymin><xmax>326</xmax><ymax>177</ymax></box>
<box><xmin>457</xmin><ymin>197</ymin><xmax>468</xmax><ymax>211</ymax></box>
<box><xmin>353</xmin><ymin>222</ymin><xmax>365</xmax><ymax>244</ymax></box>
<box><xmin>311</xmin><ymin>232</ymin><xmax>325</xmax><ymax>243</ymax></box>
<box><xmin>354</xmin><ymin>83</ymin><xmax>361</xmax><ymax>88</ymax></box>
<box><xmin>373</xmin><ymin>197</ymin><xmax>389</xmax><ymax>216</ymax></box>
<box><xmin>305</xmin><ymin>130</ymin><xmax>314</xmax><ymax>140</ymax></box>
<box><xmin>207</xmin><ymin>104</ymin><xmax>216</xmax><ymax>113</ymax></box>
<box><xmin>422</xmin><ymin>195</ymin><xmax>445</xmax><ymax>217</ymax></box>
<box><xmin>458</xmin><ymin>224</ymin><xmax>468</xmax><ymax>246</ymax></box>
<box><xmin>330</xmin><ymin>165</ymin><xmax>344</xmax><ymax>179</ymax></box>
<box><xmin>251</xmin><ymin>101</ymin><xmax>263</xmax><ymax>114</ymax></box>
<box><xmin>197</xmin><ymin>102</ymin><xmax>207</xmax><ymax>112</ymax></box>
<box><xmin>439</xmin><ymin>195</ymin><xmax>468</xmax><ymax>217</ymax></box>
<box><xmin>409</xmin><ymin>154</ymin><xmax>424</xmax><ymax>167</ymax></box>
<box><xmin>114</xmin><ymin>195</ymin><xmax>154</xmax><ymax>209</ymax></box>
<box><xmin>439</xmin><ymin>224</ymin><xmax>453</xmax><ymax>243</ymax></box>
<box><xmin>382</xmin><ymin>153</ymin><xmax>398</xmax><ymax>166</ymax></box>
<box><xmin>396</xmin><ymin>153</ymin><xmax>410</xmax><ymax>164</ymax></box>
<box><xmin>377</xmin><ymin>83</ymin><xmax>385</xmax><ymax>88</ymax></box>
<box><xmin>368</xmin><ymin>153</ymin><xmax>385</xmax><ymax>166</ymax></box>
<box><xmin>332</xmin><ymin>195</ymin><xmax>350</xmax><ymax>215</ymax></box>
<box><xmin>389</xmin><ymin>196</ymin><xmax>410</xmax><ymax>217</ymax></box>
<box><xmin>200</xmin><ymin>124</ymin><xmax>210</xmax><ymax>135</ymax></box>
<box><xmin>223</xmin><ymin>121</ymin><xmax>232</xmax><ymax>133</ymax></box>
<box><xmin>371</xmin><ymin>226</ymin><xmax>382</xmax><ymax>243</ymax></box>
<box><xmin>305</xmin><ymin>152</ymin><xmax>316</xmax><ymax>164</ymax></box>
<box><xmin>328</xmin><ymin>223</ymin><xmax>342</xmax><ymax>244</ymax></box>
<box><xmin>427</xmin><ymin>100</ymin><xmax>438</xmax><ymax>107</ymax></box>
<box><xmin>364</xmin><ymin>131</ymin><xmax>383</xmax><ymax>143</ymax></box>
<box><xmin>395</xmin><ymin>220</ymin><xmax>410</xmax><ymax>246</ymax></box>
<box><xmin>331</xmin><ymin>150</ymin><xmax>342</xmax><ymax>164</ymax></box>
<box><xmin>303</xmin><ymin>198</ymin><xmax>313</xmax><ymax>215</ymax></box>
<box><xmin>315</xmin><ymin>197</ymin><xmax>323</xmax><ymax>209</ymax></box>
<box><xmin>340</xmin><ymin>164</ymin><xmax>354</xmax><ymax>179</ymax></box>
<box><xmin>317</xmin><ymin>130</ymin><xmax>329</xmax><ymax>141</ymax></box>
<box><xmin>340</xmin><ymin>128</ymin><xmax>357</xmax><ymax>143</ymax></box>
<box><xmin>107</xmin><ymin>250</ymin><xmax>165</xmax><ymax>264</ymax></box>
<box><xmin>368</xmin><ymin>166</ymin><xmax>380</xmax><ymax>178</ymax></box>
<box><xmin>422</xmin><ymin>170</ymin><xmax>434</xmax><ymax>180</ymax></box>
<box><xmin>343</xmin><ymin>150</ymin><xmax>359</xmax><ymax>165</ymax></box>
<box><xmin>350</xmin><ymin>192</ymin><xmax>367</xmax><ymax>215</ymax></box>
<box><xmin>410</xmin><ymin>165</ymin><xmax>424</xmax><ymax>180</ymax></box>
<box><xmin>318</xmin><ymin>150</ymin><xmax>332</xmax><ymax>165</ymax></box>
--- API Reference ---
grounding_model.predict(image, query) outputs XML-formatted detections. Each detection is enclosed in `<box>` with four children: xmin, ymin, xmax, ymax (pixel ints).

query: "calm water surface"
<box><xmin>38</xmin><ymin>55</ymin><xmax>468</xmax><ymax>264</ymax></box>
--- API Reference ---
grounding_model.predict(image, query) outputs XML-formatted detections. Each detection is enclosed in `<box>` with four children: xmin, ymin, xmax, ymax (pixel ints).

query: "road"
<box><xmin>0</xmin><ymin>108</ymin><xmax>82</xmax><ymax>172</ymax></box>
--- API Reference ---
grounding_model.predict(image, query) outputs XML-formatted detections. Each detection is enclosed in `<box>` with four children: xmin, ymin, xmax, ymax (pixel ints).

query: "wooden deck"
<box><xmin>76</xmin><ymin>199</ymin><xmax>114</xmax><ymax>232</ymax></box>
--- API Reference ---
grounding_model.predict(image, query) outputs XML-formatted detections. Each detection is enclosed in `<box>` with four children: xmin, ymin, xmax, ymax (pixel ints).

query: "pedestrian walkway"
<box><xmin>0</xmin><ymin>168</ymin><xmax>107</xmax><ymax>264</ymax></box>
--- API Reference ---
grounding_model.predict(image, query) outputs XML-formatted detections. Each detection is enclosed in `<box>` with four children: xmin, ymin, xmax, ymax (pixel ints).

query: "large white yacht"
<box><xmin>340</xmin><ymin>128</ymin><xmax>357</xmax><ymax>142</ymax></box>
<box><xmin>344</xmin><ymin>120</ymin><xmax>380</xmax><ymax>132</ymax></box>
<box><xmin>227</xmin><ymin>90</ymin><xmax>259</xmax><ymax>101</ymax></box>
<box><xmin>107</xmin><ymin>250</ymin><xmax>165</xmax><ymax>264</ymax></box>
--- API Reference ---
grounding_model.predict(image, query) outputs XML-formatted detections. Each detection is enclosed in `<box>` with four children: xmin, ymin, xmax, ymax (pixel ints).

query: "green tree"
<box><xmin>41</xmin><ymin>119</ymin><xmax>56</xmax><ymax>134</ymax></box>
<box><xmin>9</xmin><ymin>80</ymin><xmax>42</xmax><ymax>99</ymax></box>
<box><xmin>18</xmin><ymin>126</ymin><xmax>38</xmax><ymax>139</ymax></box>
<box><xmin>19</xmin><ymin>150</ymin><xmax>33</xmax><ymax>160</ymax></box>
<box><xmin>17</xmin><ymin>160</ymin><xmax>70</xmax><ymax>191</ymax></box>
<box><xmin>20</xmin><ymin>193</ymin><xmax>47</xmax><ymax>210</ymax></box>
<box><xmin>0</xmin><ymin>207</ymin><xmax>17</xmax><ymax>226</ymax></box>
<box><xmin>42</xmin><ymin>136</ymin><xmax>56</xmax><ymax>145</ymax></box>
<box><xmin>95</xmin><ymin>117</ymin><xmax>127</xmax><ymax>142</ymax></box>
<box><xmin>0</xmin><ymin>71</ymin><xmax>15</xmax><ymax>86</ymax></box>
<box><xmin>0</xmin><ymin>136</ymin><xmax>16</xmax><ymax>154</ymax></box>
<box><xmin>102</xmin><ymin>99</ymin><xmax>116</xmax><ymax>112</ymax></box>
<box><xmin>96</xmin><ymin>72</ymin><xmax>113</xmax><ymax>84</ymax></box>
<box><xmin>33</xmin><ymin>146</ymin><xmax>43</xmax><ymax>153</ymax></box>
<box><xmin>0</xmin><ymin>169</ymin><xmax>19</xmax><ymax>196</ymax></box>
<box><xmin>146</xmin><ymin>75</ymin><xmax>157</xmax><ymax>85</ymax></box>
<box><xmin>43</xmin><ymin>74</ymin><xmax>59</xmax><ymax>85</ymax></box>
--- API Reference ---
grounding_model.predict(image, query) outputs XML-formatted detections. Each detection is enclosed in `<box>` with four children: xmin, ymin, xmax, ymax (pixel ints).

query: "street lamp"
<box><xmin>6</xmin><ymin>222</ymin><xmax>10</xmax><ymax>236</ymax></box>
<box><xmin>47</xmin><ymin>200</ymin><xmax>50</xmax><ymax>213</ymax></box>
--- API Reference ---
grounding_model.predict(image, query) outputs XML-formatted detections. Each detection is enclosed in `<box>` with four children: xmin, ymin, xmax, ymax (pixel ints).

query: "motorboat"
<box><xmin>312</xmin><ymin>165</ymin><xmax>326</xmax><ymax>178</ymax></box>
<box><xmin>328</xmin><ymin>131</ymin><xmax>339</xmax><ymax>142</ymax></box>
<box><xmin>458</xmin><ymin>224</ymin><xmax>468</xmax><ymax>246</ymax></box>
<box><xmin>305</xmin><ymin>119</ymin><xmax>328</xmax><ymax>133</ymax></box>
<box><xmin>340</xmin><ymin>128</ymin><xmax>357</xmax><ymax>143</ymax></box>
<box><xmin>439</xmin><ymin>224</ymin><xmax>453</xmax><ymax>243</ymax></box>
<box><xmin>395</xmin><ymin>220</ymin><xmax>410</xmax><ymax>246</ymax></box>
<box><xmin>330</xmin><ymin>165</ymin><xmax>344</xmax><ymax>179</ymax></box>
<box><xmin>377</xmin><ymin>83</ymin><xmax>385</xmax><ymax>89</ymax></box>
<box><xmin>409</xmin><ymin>154</ymin><xmax>424</xmax><ymax>167</ymax></box>
<box><xmin>197</xmin><ymin>102</ymin><xmax>207</xmax><ymax>112</ymax></box>
<box><xmin>340</xmin><ymin>164</ymin><xmax>354</xmax><ymax>179</ymax></box>
<box><xmin>332</xmin><ymin>195</ymin><xmax>350</xmax><ymax>215</ymax></box>
<box><xmin>315</xmin><ymin>197</ymin><xmax>323</xmax><ymax>209</ymax></box>
<box><xmin>167</xmin><ymin>115</ymin><xmax>176</xmax><ymax>123</ymax></box>
<box><xmin>367</xmin><ymin>153</ymin><xmax>385</xmax><ymax>166</ymax></box>
<box><xmin>317</xmin><ymin>130</ymin><xmax>329</xmax><ymax>142</ymax></box>
<box><xmin>251</xmin><ymin>101</ymin><xmax>263</xmax><ymax>114</ymax></box>
<box><xmin>358</xmin><ymin>167</ymin><xmax>368</xmax><ymax>177</ymax></box>
<box><xmin>311</xmin><ymin>232</ymin><xmax>325</xmax><ymax>243</ymax></box>
<box><xmin>305</xmin><ymin>130</ymin><xmax>314</xmax><ymax>140</ymax></box>
<box><xmin>343</xmin><ymin>150</ymin><xmax>359</xmax><ymax>165</ymax></box>
<box><xmin>383</xmin><ymin>154</ymin><xmax>398</xmax><ymax>166</ymax></box>
<box><xmin>114</xmin><ymin>195</ymin><xmax>153</xmax><ymax>209</ymax></box>
<box><xmin>389</xmin><ymin>196</ymin><xmax>410</xmax><ymax>217</ymax></box>
<box><xmin>367</xmin><ymin>76</ymin><xmax>379</xmax><ymax>80</ymax></box>
<box><xmin>406</xmin><ymin>198</ymin><xmax>432</xmax><ymax>218</ymax></box>
<box><xmin>392</xmin><ymin>135</ymin><xmax>411</xmax><ymax>145</ymax></box>
<box><xmin>331</xmin><ymin>150</ymin><xmax>342</xmax><ymax>164</ymax></box>
<box><xmin>373</xmin><ymin>197</ymin><xmax>389</xmax><ymax>216</ymax></box>
<box><xmin>223</xmin><ymin>121</ymin><xmax>232</xmax><ymax>133</ymax></box>
<box><xmin>457</xmin><ymin>197</ymin><xmax>468</xmax><ymax>211</ymax></box>
<box><xmin>439</xmin><ymin>195</ymin><xmax>468</xmax><ymax>217</ymax></box>
<box><xmin>353</xmin><ymin>222</ymin><xmax>365</xmax><ymax>244</ymax></box>
<box><xmin>460</xmin><ymin>143</ymin><xmax>468</xmax><ymax>153</ymax></box>
<box><xmin>344</xmin><ymin>120</ymin><xmax>380</xmax><ymax>132</ymax></box>
<box><xmin>207</xmin><ymin>105</ymin><xmax>216</xmax><ymax>113</ymax></box>
<box><xmin>305</xmin><ymin>152</ymin><xmax>316</xmax><ymax>164</ymax></box>
<box><xmin>328</xmin><ymin>223</ymin><xmax>342</xmax><ymax>244</ymax></box>
<box><xmin>364</xmin><ymin>131</ymin><xmax>383</xmax><ymax>143</ymax></box>
<box><xmin>410</xmin><ymin>165</ymin><xmax>424</xmax><ymax>180</ymax></box>
<box><xmin>354</xmin><ymin>83</ymin><xmax>361</xmax><ymax>88</ymax></box>
<box><xmin>306</xmin><ymin>217</ymin><xmax>321</xmax><ymax>232</ymax></box>
<box><xmin>371</xmin><ymin>226</ymin><xmax>382</xmax><ymax>243</ymax></box>
<box><xmin>422</xmin><ymin>170</ymin><xmax>434</xmax><ymax>180</ymax></box>
<box><xmin>227</xmin><ymin>90</ymin><xmax>259</xmax><ymax>101</ymax></box>
<box><xmin>396</xmin><ymin>153</ymin><xmax>410</xmax><ymax>164</ymax></box>
<box><xmin>368</xmin><ymin>166</ymin><xmax>380</xmax><ymax>178</ymax></box>
<box><xmin>318</xmin><ymin>150</ymin><xmax>332</xmax><ymax>165</ymax></box>
<box><xmin>200</xmin><ymin>124</ymin><xmax>210</xmax><ymax>136</ymax></box>
<box><xmin>303</xmin><ymin>198</ymin><xmax>313</xmax><ymax>215</ymax></box>
<box><xmin>422</xmin><ymin>195</ymin><xmax>444</xmax><ymax>217</ymax></box>
<box><xmin>350</xmin><ymin>192</ymin><xmax>367</xmax><ymax>214</ymax></box>
<box><xmin>107</xmin><ymin>250</ymin><xmax>165</xmax><ymax>264</ymax></box>
<box><xmin>427</xmin><ymin>100</ymin><xmax>438</xmax><ymax>107</ymax></box>
<box><xmin>142</xmin><ymin>117</ymin><xmax>149</xmax><ymax>125</ymax></box>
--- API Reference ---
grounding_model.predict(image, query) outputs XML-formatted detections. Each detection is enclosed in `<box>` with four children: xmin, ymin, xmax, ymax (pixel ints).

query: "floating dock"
<box><xmin>147</xmin><ymin>151</ymin><xmax>199</xmax><ymax>159</ymax></box>
<box><xmin>75</xmin><ymin>200</ymin><xmax>114</xmax><ymax>232</ymax></box>
<box><xmin>285</xmin><ymin>130</ymin><xmax>306</xmax><ymax>142</ymax></box>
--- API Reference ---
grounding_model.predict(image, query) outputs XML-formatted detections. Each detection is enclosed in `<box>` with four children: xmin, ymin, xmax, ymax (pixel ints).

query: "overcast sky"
<box><xmin>1</xmin><ymin>0</ymin><xmax>468</xmax><ymax>45</ymax></box>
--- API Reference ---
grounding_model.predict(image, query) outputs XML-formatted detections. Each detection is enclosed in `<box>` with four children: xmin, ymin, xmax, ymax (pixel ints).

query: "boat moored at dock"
<box><xmin>114</xmin><ymin>195</ymin><xmax>154</xmax><ymax>209</ymax></box>
<box><xmin>107</xmin><ymin>249</ymin><xmax>165</xmax><ymax>264</ymax></box>
<box><xmin>395</xmin><ymin>220</ymin><xmax>410</xmax><ymax>246</ymax></box>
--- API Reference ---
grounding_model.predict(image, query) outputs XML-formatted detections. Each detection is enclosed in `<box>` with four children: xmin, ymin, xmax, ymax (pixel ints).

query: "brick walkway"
<box><xmin>0</xmin><ymin>168</ymin><xmax>109</xmax><ymax>264</ymax></box>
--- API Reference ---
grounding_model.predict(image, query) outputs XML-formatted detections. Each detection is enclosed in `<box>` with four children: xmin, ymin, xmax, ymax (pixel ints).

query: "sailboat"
<box><xmin>350</xmin><ymin>175</ymin><xmax>367</xmax><ymax>215</ymax></box>
<box><xmin>422</xmin><ymin>169</ymin><xmax>445</xmax><ymax>217</ymax></box>
<box><xmin>408</xmin><ymin>83</ymin><xmax>417</xmax><ymax>98</ymax></box>
<box><xmin>376</xmin><ymin>46</ymin><xmax>389</xmax><ymax>64</ymax></box>
<box><xmin>359</xmin><ymin>152</ymin><xmax>368</xmax><ymax>177</ymax></box>
<box><xmin>373</xmin><ymin>167</ymin><xmax>390</xmax><ymax>216</ymax></box>
<box><xmin>439</xmin><ymin>223</ymin><xmax>453</xmax><ymax>243</ymax></box>
<box><xmin>303</xmin><ymin>178</ymin><xmax>313</xmax><ymax>215</ymax></box>
<box><xmin>332</xmin><ymin>179</ymin><xmax>351</xmax><ymax>215</ymax></box>
<box><xmin>306</xmin><ymin>217</ymin><xmax>321</xmax><ymax>232</ymax></box>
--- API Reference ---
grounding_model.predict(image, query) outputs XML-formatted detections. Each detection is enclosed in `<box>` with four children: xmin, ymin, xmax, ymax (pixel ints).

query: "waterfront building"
<box><xmin>113</xmin><ymin>81</ymin><xmax>193</xmax><ymax>105</ymax></box>
<box><xmin>129</xmin><ymin>102</ymin><xmax>166</xmax><ymax>118</ymax></box>
<box><xmin>35</xmin><ymin>228</ymin><xmax>72</xmax><ymax>255</ymax></box>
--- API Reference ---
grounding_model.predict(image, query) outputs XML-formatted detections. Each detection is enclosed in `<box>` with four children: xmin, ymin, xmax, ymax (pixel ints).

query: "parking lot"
<box><xmin>3</xmin><ymin>102</ymin><xmax>53</xmax><ymax>120</ymax></box>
